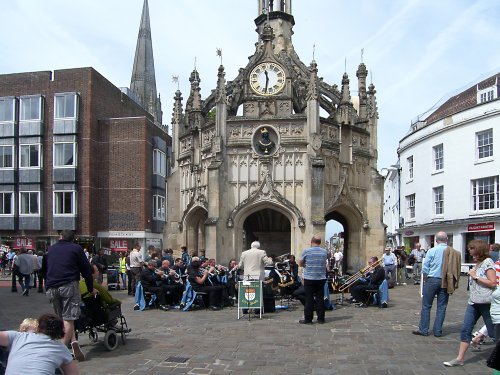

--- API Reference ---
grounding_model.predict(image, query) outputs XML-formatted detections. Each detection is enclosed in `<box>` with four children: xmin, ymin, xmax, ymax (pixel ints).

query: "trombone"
<box><xmin>338</xmin><ymin>258</ymin><xmax>383</xmax><ymax>292</ymax></box>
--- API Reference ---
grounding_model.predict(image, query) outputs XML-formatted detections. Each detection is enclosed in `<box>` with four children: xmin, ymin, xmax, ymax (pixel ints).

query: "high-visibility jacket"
<box><xmin>119</xmin><ymin>257</ymin><xmax>127</xmax><ymax>274</ymax></box>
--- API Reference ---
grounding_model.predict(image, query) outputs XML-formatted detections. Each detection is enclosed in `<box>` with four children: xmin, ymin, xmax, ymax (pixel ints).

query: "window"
<box><xmin>153</xmin><ymin>149</ymin><xmax>166</xmax><ymax>176</ymax></box>
<box><xmin>0</xmin><ymin>145</ymin><xmax>13</xmax><ymax>168</ymax></box>
<box><xmin>153</xmin><ymin>195</ymin><xmax>166</xmax><ymax>220</ymax></box>
<box><xmin>19</xmin><ymin>191</ymin><xmax>40</xmax><ymax>215</ymax></box>
<box><xmin>407</xmin><ymin>156</ymin><xmax>413</xmax><ymax>180</ymax></box>
<box><xmin>0</xmin><ymin>97</ymin><xmax>15</xmax><ymax>122</ymax></box>
<box><xmin>0</xmin><ymin>192</ymin><xmax>13</xmax><ymax>215</ymax></box>
<box><xmin>406</xmin><ymin>194</ymin><xmax>415</xmax><ymax>219</ymax></box>
<box><xmin>477</xmin><ymin>129</ymin><xmax>493</xmax><ymax>159</ymax></box>
<box><xmin>54</xmin><ymin>93</ymin><xmax>77</xmax><ymax>119</ymax></box>
<box><xmin>20</xmin><ymin>96</ymin><xmax>41</xmax><ymax>121</ymax></box>
<box><xmin>434</xmin><ymin>186</ymin><xmax>444</xmax><ymax>215</ymax></box>
<box><xmin>19</xmin><ymin>144</ymin><xmax>41</xmax><ymax>168</ymax></box>
<box><xmin>433</xmin><ymin>144</ymin><xmax>444</xmax><ymax>171</ymax></box>
<box><xmin>480</xmin><ymin>90</ymin><xmax>494</xmax><ymax>103</ymax></box>
<box><xmin>472</xmin><ymin>176</ymin><xmax>499</xmax><ymax>211</ymax></box>
<box><xmin>54</xmin><ymin>142</ymin><xmax>76</xmax><ymax>167</ymax></box>
<box><xmin>54</xmin><ymin>191</ymin><xmax>76</xmax><ymax>215</ymax></box>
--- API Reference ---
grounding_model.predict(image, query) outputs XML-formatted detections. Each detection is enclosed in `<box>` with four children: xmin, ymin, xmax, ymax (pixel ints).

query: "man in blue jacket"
<box><xmin>45</xmin><ymin>230</ymin><xmax>94</xmax><ymax>361</ymax></box>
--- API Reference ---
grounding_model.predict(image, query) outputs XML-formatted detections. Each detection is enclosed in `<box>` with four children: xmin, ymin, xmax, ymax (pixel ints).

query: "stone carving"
<box><xmin>227</xmin><ymin>170</ymin><xmax>306</xmax><ymax>228</ymax></box>
<box><xmin>230</xmin><ymin>126</ymin><xmax>242</xmax><ymax>139</ymax></box>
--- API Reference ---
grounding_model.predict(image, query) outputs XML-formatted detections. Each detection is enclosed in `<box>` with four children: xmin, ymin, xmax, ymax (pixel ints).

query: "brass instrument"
<box><xmin>338</xmin><ymin>258</ymin><xmax>383</xmax><ymax>293</ymax></box>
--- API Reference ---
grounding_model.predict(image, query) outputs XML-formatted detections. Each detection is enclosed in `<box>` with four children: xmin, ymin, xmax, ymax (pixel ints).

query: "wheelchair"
<box><xmin>75</xmin><ymin>294</ymin><xmax>130</xmax><ymax>351</ymax></box>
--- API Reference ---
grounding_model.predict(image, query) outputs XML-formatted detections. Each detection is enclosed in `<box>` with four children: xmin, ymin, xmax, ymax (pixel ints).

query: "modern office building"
<box><xmin>0</xmin><ymin>0</ymin><xmax>170</xmax><ymax>253</ymax></box>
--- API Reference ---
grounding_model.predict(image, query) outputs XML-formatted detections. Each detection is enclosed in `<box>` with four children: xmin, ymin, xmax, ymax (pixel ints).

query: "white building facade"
<box><xmin>382</xmin><ymin>166</ymin><xmax>401</xmax><ymax>248</ymax></box>
<box><xmin>397</xmin><ymin>73</ymin><xmax>500</xmax><ymax>261</ymax></box>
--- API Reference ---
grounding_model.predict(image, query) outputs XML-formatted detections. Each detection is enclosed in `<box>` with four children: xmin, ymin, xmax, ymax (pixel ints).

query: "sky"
<box><xmin>2</xmin><ymin>0</ymin><xmax>500</xmax><ymax>237</ymax></box>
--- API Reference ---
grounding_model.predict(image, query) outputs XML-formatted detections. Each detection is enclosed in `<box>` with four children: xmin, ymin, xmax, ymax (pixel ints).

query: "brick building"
<box><xmin>0</xmin><ymin>67</ymin><xmax>170</xmax><ymax>252</ymax></box>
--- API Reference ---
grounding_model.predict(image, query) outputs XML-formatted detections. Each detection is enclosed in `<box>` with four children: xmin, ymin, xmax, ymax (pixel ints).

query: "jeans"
<box><xmin>418</xmin><ymin>277</ymin><xmax>449</xmax><ymax>336</ymax></box>
<box><xmin>304</xmin><ymin>279</ymin><xmax>326</xmax><ymax>322</ymax></box>
<box><xmin>384</xmin><ymin>265</ymin><xmax>396</xmax><ymax>282</ymax></box>
<box><xmin>120</xmin><ymin>273</ymin><xmax>127</xmax><ymax>288</ymax></box>
<box><xmin>460</xmin><ymin>303</ymin><xmax>494</xmax><ymax>342</ymax></box>
<box><xmin>18</xmin><ymin>273</ymin><xmax>31</xmax><ymax>292</ymax></box>
<box><xmin>413</xmin><ymin>262</ymin><xmax>422</xmax><ymax>283</ymax></box>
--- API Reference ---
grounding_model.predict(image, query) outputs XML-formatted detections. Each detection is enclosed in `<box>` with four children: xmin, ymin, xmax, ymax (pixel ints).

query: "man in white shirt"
<box><xmin>382</xmin><ymin>247</ymin><xmax>397</xmax><ymax>283</ymax></box>
<box><xmin>129</xmin><ymin>243</ymin><xmax>143</xmax><ymax>294</ymax></box>
<box><xmin>410</xmin><ymin>242</ymin><xmax>425</xmax><ymax>285</ymax></box>
<box><xmin>238</xmin><ymin>241</ymin><xmax>272</xmax><ymax>281</ymax></box>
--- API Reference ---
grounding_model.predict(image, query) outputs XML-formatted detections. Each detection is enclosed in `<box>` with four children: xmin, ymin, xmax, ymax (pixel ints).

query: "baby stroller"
<box><xmin>75</xmin><ymin>294</ymin><xmax>130</xmax><ymax>351</ymax></box>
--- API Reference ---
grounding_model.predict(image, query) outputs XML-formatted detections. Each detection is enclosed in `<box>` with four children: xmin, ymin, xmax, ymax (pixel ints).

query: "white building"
<box><xmin>397</xmin><ymin>72</ymin><xmax>500</xmax><ymax>261</ymax></box>
<box><xmin>382</xmin><ymin>165</ymin><xmax>401</xmax><ymax>248</ymax></box>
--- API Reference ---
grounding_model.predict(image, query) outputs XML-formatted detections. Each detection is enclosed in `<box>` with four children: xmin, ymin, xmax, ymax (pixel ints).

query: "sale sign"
<box><xmin>14</xmin><ymin>237</ymin><xmax>34</xmax><ymax>250</ymax></box>
<box><xmin>110</xmin><ymin>239</ymin><xmax>128</xmax><ymax>251</ymax></box>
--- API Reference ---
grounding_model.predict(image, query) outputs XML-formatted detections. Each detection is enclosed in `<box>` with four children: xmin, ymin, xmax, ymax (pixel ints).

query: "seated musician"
<box><xmin>187</xmin><ymin>257</ymin><xmax>224</xmax><ymax>311</ymax></box>
<box><xmin>139</xmin><ymin>260</ymin><xmax>171</xmax><ymax>311</ymax></box>
<box><xmin>348</xmin><ymin>256</ymin><xmax>385</xmax><ymax>307</ymax></box>
<box><xmin>174</xmin><ymin>258</ymin><xmax>186</xmax><ymax>281</ymax></box>
<box><xmin>158</xmin><ymin>259</ymin><xmax>183</xmax><ymax>305</ymax></box>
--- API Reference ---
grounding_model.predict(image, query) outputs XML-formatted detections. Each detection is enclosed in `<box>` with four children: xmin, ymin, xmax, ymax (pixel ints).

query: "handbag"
<box><xmin>470</xmin><ymin>260</ymin><xmax>495</xmax><ymax>304</ymax></box>
<box><xmin>487</xmin><ymin>340</ymin><xmax>500</xmax><ymax>370</ymax></box>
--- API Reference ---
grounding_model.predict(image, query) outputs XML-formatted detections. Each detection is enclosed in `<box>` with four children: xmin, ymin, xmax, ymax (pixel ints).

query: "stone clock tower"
<box><xmin>165</xmin><ymin>0</ymin><xmax>385</xmax><ymax>271</ymax></box>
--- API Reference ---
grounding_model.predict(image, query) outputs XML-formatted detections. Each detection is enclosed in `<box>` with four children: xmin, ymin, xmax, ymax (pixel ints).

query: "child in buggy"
<box><xmin>75</xmin><ymin>265</ymin><xmax>130</xmax><ymax>351</ymax></box>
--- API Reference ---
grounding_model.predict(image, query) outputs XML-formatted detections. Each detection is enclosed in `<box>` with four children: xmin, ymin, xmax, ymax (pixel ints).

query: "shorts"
<box><xmin>46</xmin><ymin>281</ymin><xmax>81</xmax><ymax>320</ymax></box>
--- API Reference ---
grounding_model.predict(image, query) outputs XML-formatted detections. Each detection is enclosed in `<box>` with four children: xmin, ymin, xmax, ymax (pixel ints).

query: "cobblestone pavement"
<box><xmin>0</xmin><ymin>276</ymin><xmax>493</xmax><ymax>375</ymax></box>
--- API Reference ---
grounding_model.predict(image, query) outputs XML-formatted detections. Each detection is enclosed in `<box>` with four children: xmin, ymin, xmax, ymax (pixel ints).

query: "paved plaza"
<box><xmin>0</xmin><ymin>276</ymin><xmax>493</xmax><ymax>375</ymax></box>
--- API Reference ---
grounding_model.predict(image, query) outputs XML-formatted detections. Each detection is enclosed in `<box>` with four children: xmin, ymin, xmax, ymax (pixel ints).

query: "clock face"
<box><xmin>249</xmin><ymin>62</ymin><xmax>285</xmax><ymax>96</ymax></box>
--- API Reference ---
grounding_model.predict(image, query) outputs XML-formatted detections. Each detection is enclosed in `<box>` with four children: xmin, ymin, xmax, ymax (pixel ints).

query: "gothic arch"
<box><xmin>231</xmin><ymin>200</ymin><xmax>301</xmax><ymax>257</ymax></box>
<box><xmin>182</xmin><ymin>205</ymin><xmax>208</xmax><ymax>254</ymax></box>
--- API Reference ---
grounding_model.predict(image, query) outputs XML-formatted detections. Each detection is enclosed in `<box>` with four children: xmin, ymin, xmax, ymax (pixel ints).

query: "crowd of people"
<box><xmin>2</xmin><ymin>232</ymin><xmax>500</xmax><ymax>373</ymax></box>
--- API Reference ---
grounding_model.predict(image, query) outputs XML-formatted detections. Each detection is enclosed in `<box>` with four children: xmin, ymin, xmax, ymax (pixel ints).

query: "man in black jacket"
<box><xmin>349</xmin><ymin>256</ymin><xmax>385</xmax><ymax>306</ymax></box>
<box><xmin>140</xmin><ymin>260</ymin><xmax>170</xmax><ymax>311</ymax></box>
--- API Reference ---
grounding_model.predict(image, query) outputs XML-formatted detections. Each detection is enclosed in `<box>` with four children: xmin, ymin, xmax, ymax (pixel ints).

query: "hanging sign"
<box><xmin>110</xmin><ymin>239</ymin><xmax>128</xmax><ymax>251</ymax></box>
<box><xmin>14</xmin><ymin>237</ymin><xmax>34</xmax><ymax>250</ymax></box>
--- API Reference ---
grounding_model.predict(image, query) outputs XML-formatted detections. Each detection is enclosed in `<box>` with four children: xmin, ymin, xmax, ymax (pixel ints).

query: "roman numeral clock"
<box><xmin>249</xmin><ymin>62</ymin><xmax>285</xmax><ymax>96</ymax></box>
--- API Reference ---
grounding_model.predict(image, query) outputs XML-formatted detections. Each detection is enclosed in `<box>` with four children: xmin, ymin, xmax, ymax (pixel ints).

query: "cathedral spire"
<box><xmin>130</xmin><ymin>0</ymin><xmax>162</xmax><ymax>125</ymax></box>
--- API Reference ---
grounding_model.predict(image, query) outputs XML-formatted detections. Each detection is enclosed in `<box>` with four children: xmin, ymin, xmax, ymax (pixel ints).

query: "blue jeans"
<box><xmin>418</xmin><ymin>277</ymin><xmax>449</xmax><ymax>336</ymax></box>
<box><xmin>18</xmin><ymin>273</ymin><xmax>31</xmax><ymax>292</ymax></box>
<box><xmin>120</xmin><ymin>273</ymin><xmax>127</xmax><ymax>288</ymax></box>
<box><xmin>460</xmin><ymin>303</ymin><xmax>494</xmax><ymax>342</ymax></box>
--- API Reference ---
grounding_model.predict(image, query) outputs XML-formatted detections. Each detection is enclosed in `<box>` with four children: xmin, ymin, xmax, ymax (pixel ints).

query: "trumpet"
<box><xmin>338</xmin><ymin>258</ymin><xmax>383</xmax><ymax>292</ymax></box>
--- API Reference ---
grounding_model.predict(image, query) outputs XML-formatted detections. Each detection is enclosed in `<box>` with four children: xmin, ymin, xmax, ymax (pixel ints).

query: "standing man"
<box><xmin>298</xmin><ymin>235</ymin><xmax>328</xmax><ymax>325</ymax></box>
<box><xmin>14</xmin><ymin>248</ymin><xmax>34</xmax><ymax>296</ymax></box>
<box><xmin>129</xmin><ymin>243</ymin><xmax>143</xmax><ymax>295</ymax></box>
<box><xmin>238</xmin><ymin>241</ymin><xmax>272</xmax><ymax>281</ymax></box>
<box><xmin>45</xmin><ymin>229</ymin><xmax>94</xmax><ymax>361</ymax></box>
<box><xmin>118</xmin><ymin>251</ymin><xmax>127</xmax><ymax>290</ymax></box>
<box><xmin>410</xmin><ymin>242</ymin><xmax>425</xmax><ymax>285</ymax></box>
<box><xmin>91</xmin><ymin>248</ymin><xmax>108</xmax><ymax>284</ymax></box>
<box><xmin>181</xmin><ymin>246</ymin><xmax>191</xmax><ymax>267</ymax></box>
<box><xmin>382</xmin><ymin>247</ymin><xmax>397</xmax><ymax>283</ymax></box>
<box><xmin>413</xmin><ymin>231</ymin><xmax>461</xmax><ymax>337</ymax></box>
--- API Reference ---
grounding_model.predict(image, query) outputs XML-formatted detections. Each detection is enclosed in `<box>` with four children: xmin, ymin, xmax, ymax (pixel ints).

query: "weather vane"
<box><xmin>172</xmin><ymin>75</ymin><xmax>179</xmax><ymax>90</ymax></box>
<box><xmin>216</xmin><ymin>48</ymin><xmax>222</xmax><ymax>65</ymax></box>
<box><xmin>312</xmin><ymin>43</ymin><xmax>316</xmax><ymax>60</ymax></box>
<box><xmin>194</xmin><ymin>56</ymin><xmax>197</xmax><ymax>71</ymax></box>
<box><xmin>361</xmin><ymin>48</ymin><xmax>364</xmax><ymax>63</ymax></box>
